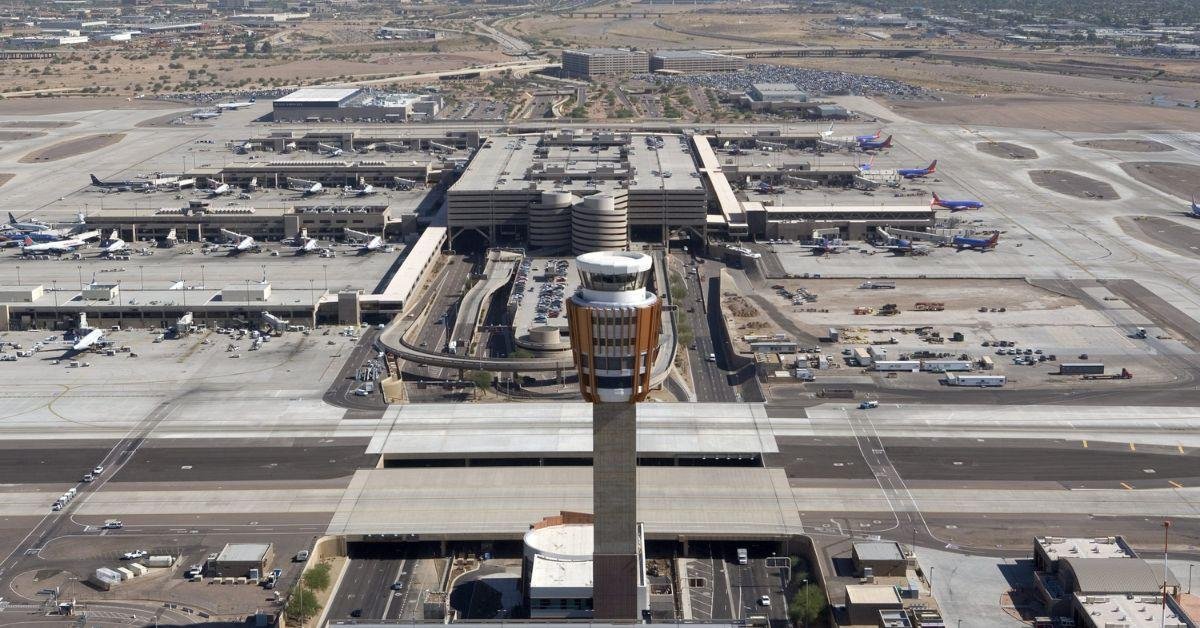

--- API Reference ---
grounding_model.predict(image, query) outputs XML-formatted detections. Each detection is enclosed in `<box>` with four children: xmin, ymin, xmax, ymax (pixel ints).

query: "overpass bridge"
<box><xmin>713</xmin><ymin>46</ymin><xmax>929</xmax><ymax>59</ymax></box>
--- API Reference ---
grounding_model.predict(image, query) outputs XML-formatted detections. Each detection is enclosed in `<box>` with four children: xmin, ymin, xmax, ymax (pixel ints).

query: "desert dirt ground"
<box><xmin>1075</xmin><ymin>139</ymin><xmax>1175</xmax><ymax>152</ymax></box>
<box><xmin>0</xmin><ymin>120</ymin><xmax>77</xmax><ymax>128</ymax></box>
<box><xmin>19</xmin><ymin>133</ymin><xmax>126</xmax><ymax>163</ymax></box>
<box><xmin>0</xmin><ymin>173</ymin><xmax>13</xmax><ymax>188</ymax></box>
<box><xmin>976</xmin><ymin>141</ymin><xmax>1038</xmax><ymax>160</ymax></box>
<box><xmin>0</xmin><ymin>98</ymin><xmax>177</xmax><ymax>115</ymax></box>
<box><xmin>890</xmin><ymin>95</ymin><xmax>1200</xmax><ymax>133</ymax></box>
<box><xmin>0</xmin><ymin>130</ymin><xmax>45</xmax><ymax>141</ymax></box>
<box><xmin>1029</xmin><ymin>169</ymin><xmax>1119</xmax><ymax>200</ymax></box>
<box><xmin>1118</xmin><ymin>162</ymin><xmax>1200</xmax><ymax>201</ymax></box>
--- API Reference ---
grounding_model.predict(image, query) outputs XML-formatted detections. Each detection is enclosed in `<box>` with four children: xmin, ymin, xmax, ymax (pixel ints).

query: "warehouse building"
<box><xmin>649</xmin><ymin>50</ymin><xmax>746</xmax><ymax>73</ymax></box>
<box><xmin>207</xmin><ymin>543</ymin><xmax>275</xmax><ymax>578</ymax></box>
<box><xmin>446</xmin><ymin>130</ymin><xmax>707</xmax><ymax>248</ymax></box>
<box><xmin>272</xmin><ymin>87</ymin><xmax>442</xmax><ymax>122</ymax></box>
<box><xmin>852</xmin><ymin>541</ymin><xmax>908</xmax><ymax>577</ymax></box>
<box><xmin>561</xmin><ymin>48</ymin><xmax>649</xmax><ymax>78</ymax></box>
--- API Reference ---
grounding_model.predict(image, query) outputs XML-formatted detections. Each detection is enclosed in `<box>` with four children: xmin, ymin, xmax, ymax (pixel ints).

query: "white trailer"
<box><xmin>873</xmin><ymin>360</ymin><xmax>920</xmax><ymax>372</ymax></box>
<box><xmin>921</xmin><ymin>360</ymin><xmax>974</xmax><ymax>373</ymax></box>
<box><xmin>944</xmin><ymin>373</ymin><xmax>1005</xmax><ymax>387</ymax></box>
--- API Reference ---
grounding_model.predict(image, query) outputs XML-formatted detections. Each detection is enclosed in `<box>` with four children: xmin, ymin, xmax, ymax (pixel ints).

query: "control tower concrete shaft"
<box><xmin>565</xmin><ymin>251</ymin><xmax>660</xmax><ymax>619</ymax></box>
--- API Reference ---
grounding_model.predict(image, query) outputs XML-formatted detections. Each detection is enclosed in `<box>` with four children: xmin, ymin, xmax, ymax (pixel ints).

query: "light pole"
<box><xmin>15</xmin><ymin>265</ymin><xmax>20</xmax><ymax>286</ymax></box>
<box><xmin>139</xmin><ymin>265</ymin><xmax>144</xmax><ymax>290</ymax></box>
<box><xmin>322</xmin><ymin>264</ymin><xmax>328</xmax><ymax>291</ymax></box>
<box><xmin>77</xmin><ymin>265</ymin><xmax>83</xmax><ymax>292</ymax></box>
<box><xmin>52</xmin><ymin>280</ymin><xmax>58</xmax><ymax>308</ymax></box>
<box><xmin>200</xmin><ymin>264</ymin><xmax>206</xmax><ymax>288</ymax></box>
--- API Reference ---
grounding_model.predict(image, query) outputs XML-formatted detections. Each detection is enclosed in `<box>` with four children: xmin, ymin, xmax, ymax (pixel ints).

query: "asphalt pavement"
<box><xmin>326</xmin><ymin>546</ymin><xmax>416</xmax><ymax>621</ymax></box>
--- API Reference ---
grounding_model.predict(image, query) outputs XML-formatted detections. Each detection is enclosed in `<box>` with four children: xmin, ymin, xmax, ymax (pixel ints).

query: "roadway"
<box><xmin>679</xmin><ymin>263</ymin><xmax>736</xmax><ymax>402</ymax></box>
<box><xmin>325</xmin><ymin>546</ymin><xmax>417</xmax><ymax>622</ymax></box>
<box><xmin>323</xmin><ymin>328</ymin><xmax>389</xmax><ymax>411</ymax></box>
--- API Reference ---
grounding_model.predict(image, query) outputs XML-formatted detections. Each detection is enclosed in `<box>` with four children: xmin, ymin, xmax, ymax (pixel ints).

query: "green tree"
<box><xmin>286</xmin><ymin>588</ymin><xmax>322</xmax><ymax>623</ymax></box>
<box><xmin>788</xmin><ymin>583</ymin><xmax>826</xmax><ymax>628</ymax></box>
<box><xmin>468</xmin><ymin>370</ymin><xmax>494</xmax><ymax>392</ymax></box>
<box><xmin>302</xmin><ymin>563</ymin><xmax>332</xmax><ymax>591</ymax></box>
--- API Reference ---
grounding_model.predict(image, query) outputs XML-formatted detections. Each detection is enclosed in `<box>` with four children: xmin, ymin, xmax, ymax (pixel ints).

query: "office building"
<box><xmin>561</xmin><ymin>48</ymin><xmax>649</xmax><ymax>78</ymax></box>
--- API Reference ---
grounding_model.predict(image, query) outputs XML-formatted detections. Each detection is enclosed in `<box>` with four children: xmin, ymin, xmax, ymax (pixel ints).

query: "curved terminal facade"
<box><xmin>571</xmin><ymin>194</ymin><xmax>629</xmax><ymax>256</ymax></box>
<box><xmin>566</xmin><ymin>251</ymin><xmax>660</xmax><ymax>402</ymax></box>
<box><xmin>529</xmin><ymin>191</ymin><xmax>574</xmax><ymax>250</ymax></box>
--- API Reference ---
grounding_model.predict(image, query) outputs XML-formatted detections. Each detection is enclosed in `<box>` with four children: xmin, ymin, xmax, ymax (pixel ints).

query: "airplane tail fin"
<box><xmin>109</xmin><ymin>229</ymin><xmax>118</xmax><ymax>240</ymax></box>
<box><xmin>90</xmin><ymin>174</ymin><xmax>101</xmax><ymax>186</ymax></box>
<box><xmin>22</xmin><ymin>236</ymin><xmax>32</xmax><ymax>247</ymax></box>
<box><xmin>7</xmin><ymin>212</ymin><xmax>15</xmax><ymax>224</ymax></box>
<box><xmin>988</xmin><ymin>232</ymin><xmax>999</xmax><ymax>246</ymax></box>
<box><xmin>873</xmin><ymin>129</ymin><xmax>882</xmax><ymax>139</ymax></box>
<box><xmin>882</xmin><ymin>135</ymin><xmax>893</xmax><ymax>148</ymax></box>
<box><xmin>927</xmin><ymin>160</ymin><xmax>937</xmax><ymax>172</ymax></box>
<box><xmin>931</xmin><ymin>192</ymin><xmax>941</xmax><ymax>205</ymax></box>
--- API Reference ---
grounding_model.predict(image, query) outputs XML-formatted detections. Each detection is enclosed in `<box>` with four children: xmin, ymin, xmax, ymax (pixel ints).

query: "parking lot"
<box><xmin>510</xmin><ymin>256</ymin><xmax>579</xmax><ymax>339</ymax></box>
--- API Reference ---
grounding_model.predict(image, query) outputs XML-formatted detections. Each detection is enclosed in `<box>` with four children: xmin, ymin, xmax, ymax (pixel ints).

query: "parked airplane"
<box><xmin>294</xmin><ymin>237</ymin><xmax>319</xmax><ymax>254</ymax></box>
<box><xmin>754</xmin><ymin>181</ymin><xmax>781</xmax><ymax>194</ymax></box>
<box><xmin>344</xmin><ymin>179</ymin><xmax>376</xmax><ymax>196</ymax></box>
<box><xmin>160</xmin><ymin>228</ymin><xmax>178</xmax><ymax>248</ymax></box>
<box><xmin>71</xmin><ymin>313</ymin><xmax>104</xmax><ymax>351</ymax></box>
<box><xmin>219</xmin><ymin>228</ymin><xmax>255</xmax><ymax>253</ymax></box>
<box><xmin>344</xmin><ymin>228</ymin><xmax>383</xmax><ymax>253</ymax></box>
<box><xmin>6</xmin><ymin>212</ymin><xmax>52</xmax><ymax>232</ymax></box>
<box><xmin>857</xmin><ymin>135</ymin><xmax>893</xmax><ymax>151</ymax></box>
<box><xmin>799</xmin><ymin>236</ymin><xmax>850</xmax><ymax>255</ymax></box>
<box><xmin>102</xmin><ymin>230</ymin><xmax>126</xmax><ymax>255</ymax></box>
<box><xmin>931</xmin><ymin>191</ymin><xmax>983</xmax><ymax>211</ymax></box>
<box><xmin>89</xmin><ymin>174</ymin><xmax>149</xmax><ymax>191</ymax></box>
<box><xmin>21</xmin><ymin>234</ymin><xmax>91</xmax><ymax>254</ymax></box>
<box><xmin>206</xmin><ymin>179</ymin><xmax>231</xmax><ymax>197</ymax></box>
<box><xmin>317</xmin><ymin>142</ymin><xmax>344</xmax><ymax>157</ymax></box>
<box><xmin>874</xmin><ymin>227</ymin><xmax>928</xmax><ymax>255</ymax></box>
<box><xmin>951</xmin><ymin>232</ymin><xmax>999</xmax><ymax>251</ymax></box>
<box><xmin>288</xmin><ymin>177</ymin><xmax>324</xmax><ymax>196</ymax></box>
<box><xmin>898</xmin><ymin>160</ymin><xmax>937</xmax><ymax>179</ymax></box>
<box><xmin>216</xmin><ymin>100</ymin><xmax>255</xmax><ymax>111</ymax></box>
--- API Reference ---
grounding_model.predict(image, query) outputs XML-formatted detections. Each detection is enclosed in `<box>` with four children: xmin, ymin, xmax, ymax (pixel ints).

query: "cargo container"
<box><xmin>979</xmin><ymin>356</ymin><xmax>994</xmax><ymax>370</ymax></box>
<box><xmin>115</xmin><ymin>567</ymin><xmax>134</xmax><ymax>581</ymax></box>
<box><xmin>921</xmin><ymin>360</ymin><xmax>974</xmax><ymax>372</ymax></box>
<box><xmin>93</xmin><ymin>567</ymin><xmax>122</xmax><ymax>590</ymax></box>
<box><xmin>1059</xmin><ymin>363</ymin><xmax>1103</xmax><ymax>375</ymax></box>
<box><xmin>868</xmin><ymin>346</ymin><xmax>888</xmax><ymax>361</ymax></box>
<box><xmin>146</xmin><ymin>555</ymin><xmax>175</xmax><ymax>568</ymax></box>
<box><xmin>128</xmin><ymin>563</ymin><xmax>148</xmax><ymax>576</ymax></box>
<box><xmin>873</xmin><ymin>360</ymin><xmax>920</xmax><ymax>372</ymax></box>
<box><xmin>944</xmin><ymin>373</ymin><xmax>1005</xmax><ymax>387</ymax></box>
<box><xmin>852</xmin><ymin>347</ymin><xmax>873</xmax><ymax>367</ymax></box>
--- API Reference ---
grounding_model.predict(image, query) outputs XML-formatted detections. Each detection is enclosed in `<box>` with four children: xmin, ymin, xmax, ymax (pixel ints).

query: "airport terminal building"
<box><xmin>446</xmin><ymin>131</ymin><xmax>707</xmax><ymax>248</ymax></box>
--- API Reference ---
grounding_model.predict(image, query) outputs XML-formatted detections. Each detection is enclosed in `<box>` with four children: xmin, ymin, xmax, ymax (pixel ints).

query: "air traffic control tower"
<box><xmin>566</xmin><ymin>251</ymin><xmax>661</xmax><ymax>619</ymax></box>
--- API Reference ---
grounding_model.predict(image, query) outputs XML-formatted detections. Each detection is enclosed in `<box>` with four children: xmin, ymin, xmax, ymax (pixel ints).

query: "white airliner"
<box><xmin>72</xmin><ymin>313</ymin><xmax>103</xmax><ymax>351</ymax></box>
<box><xmin>219</xmin><ymin>228</ymin><xmax>256</xmax><ymax>253</ymax></box>
<box><xmin>21</xmin><ymin>230</ymin><xmax>99</xmax><ymax>254</ymax></box>
<box><xmin>344</xmin><ymin>228</ymin><xmax>383</xmax><ymax>252</ymax></box>
<box><xmin>102</xmin><ymin>230</ymin><xmax>126</xmax><ymax>255</ymax></box>
<box><xmin>288</xmin><ymin>177</ymin><xmax>324</xmax><ymax>196</ymax></box>
<box><xmin>206</xmin><ymin>179</ymin><xmax>232</xmax><ymax>197</ymax></box>
<box><xmin>344</xmin><ymin>179</ymin><xmax>375</xmax><ymax>196</ymax></box>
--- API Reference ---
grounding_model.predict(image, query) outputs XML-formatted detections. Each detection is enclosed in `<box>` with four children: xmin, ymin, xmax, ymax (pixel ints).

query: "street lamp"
<box><xmin>77</xmin><ymin>265</ymin><xmax>83</xmax><ymax>292</ymax></box>
<box><xmin>200</xmin><ymin>264</ymin><xmax>206</xmax><ymax>288</ymax></box>
<box><xmin>138</xmin><ymin>265</ymin><xmax>144</xmax><ymax>290</ymax></box>
<box><xmin>15</xmin><ymin>265</ymin><xmax>20</xmax><ymax>286</ymax></box>
<box><xmin>322</xmin><ymin>264</ymin><xmax>328</xmax><ymax>291</ymax></box>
